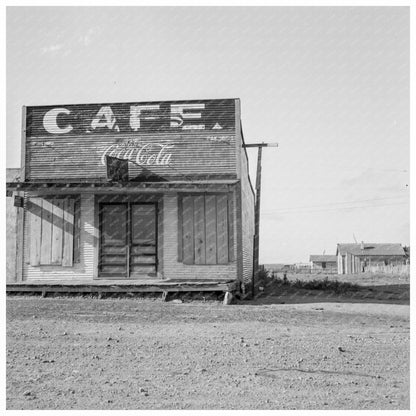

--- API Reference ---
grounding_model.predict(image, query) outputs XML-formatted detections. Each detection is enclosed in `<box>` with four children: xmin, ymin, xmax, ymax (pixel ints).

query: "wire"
<box><xmin>262</xmin><ymin>201</ymin><xmax>409</xmax><ymax>216</ymax></box>
<box><xmin>262</xmin><ymin>195</ymin><xmax>409</xmax><ymax>214</ymax></box>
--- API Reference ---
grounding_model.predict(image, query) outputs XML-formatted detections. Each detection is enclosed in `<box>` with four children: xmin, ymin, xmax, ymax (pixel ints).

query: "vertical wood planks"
<box><xmin>51</xmin><ymin>199</ymin><xmax>64</xmax><ymax>264</ymax></box>
<box><xmin>178</xmin><ymin>193</ymin><xmax>234</xmax><ymax>265</ymax></box>
<box><xmin>62</xmin><ymin>198</ymin><xmax>75</xmax><ymax>266</ymax></box>
<box><xmin>29</xmin><ymin>198</ymin><xmax>42</xmax><ymax>266</ymax></box>
<box><xmin>30</xmin><ymin>197</ymin><xmax>76</xmax><ymax>266</ymax></box>
<box><xmin>193</xmin><ymin>195</ymin><xmax>206</xmax><ymax>265</ymax></box>
<box><xmin>216</xmin><ymin>194</ymin><xmax>229</xmax><ymax>264</ymax></box>
<box><xmin>177</xmin><ymin>197</ymin><xmax>183</xmax><ymax>262</ymax></box>
<box><xmin>15</xmin><ymin>192</ymin><xmax>25</xmax><ymax>281</ymax></box>
<box><xmin>182</xmin><ymin>196</ymin><xmax>194</xmax><ymax>264</ymax></box>
<box><xmin>205</xmin><ymin>195</ymin><xmax>217</xmax><ymax>264</ymax></box>
<box><xmin>73</xmin><ymin>199</ymin><xmax>80</xmax><ymax>264</ymax></box>
<box><xmin>227</xmin><ymin>192</ymin><xmax>235</xmax><ymax>262</ymax></box>
<box><xmin>40</xmin><ymin>199</ymin><xmax>52</xmax><ymax>265</ymax></box>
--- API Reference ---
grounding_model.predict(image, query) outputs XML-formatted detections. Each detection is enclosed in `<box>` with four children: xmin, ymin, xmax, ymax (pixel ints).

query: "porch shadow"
<box><xmin>242</xmin><ymin>284</ymin><xmax>410</xmax><ymax>306</ymax></box>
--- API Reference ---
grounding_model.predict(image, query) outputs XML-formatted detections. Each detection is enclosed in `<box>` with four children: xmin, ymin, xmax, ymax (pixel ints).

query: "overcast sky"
<box><xmin>6</xmin><ymin>6</ymin><xmax>410</xmax><ymax>263</ymax></box>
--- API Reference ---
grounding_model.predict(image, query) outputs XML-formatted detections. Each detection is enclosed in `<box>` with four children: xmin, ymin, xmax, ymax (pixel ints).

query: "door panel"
<box><xmin>131</xmin><ymin>245</ymin><xmax>156</xmax><ymax>255</ymax></box>
<box><xmin>99</xmin><ymin>203</ymin><xmax>157</xmax><ymax>279</ymax></box>
<box><xmin>130</xmin><ymin>204</ymin><xmax>157</xmax><ymax>278</ymax></box>
<box><xmin>99</xmin><ymin>204</ymin><xmax>128</xmax><ymax>277</ymax></box>
<box><xmin>130</xmin><ymin>265</ymin><xmax>157</xmax><ymax>274</ymax></box>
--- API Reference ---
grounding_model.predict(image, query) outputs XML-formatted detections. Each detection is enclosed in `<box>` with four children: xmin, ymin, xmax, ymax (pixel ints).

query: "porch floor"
<box><xmin>6</xmin><ymin>279</ymin><xmax>238</xmax><ymax>294</ymax></box>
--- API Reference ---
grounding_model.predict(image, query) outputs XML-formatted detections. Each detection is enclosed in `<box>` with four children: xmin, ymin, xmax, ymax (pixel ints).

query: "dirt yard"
<box><xmin>6</xmin><ymin>291</ymin><xmax>410</xmax><ymax>410</ymax></box>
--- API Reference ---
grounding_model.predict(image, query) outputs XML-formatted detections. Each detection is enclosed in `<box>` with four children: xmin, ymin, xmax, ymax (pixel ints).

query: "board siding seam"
<box><xmin>177</xmin><ymin>196</ymin><xmax>183</xmax><ymax>262</ymax></box>
<box><xmin>228</xmin><ymin>191</ymin><xmax>235</xmax><ymax>262</ymax></box>
<box><xmin>235</xmin><ymin>181</ymin><xmax>244</xmax><ymax>283</ymax></box>
<box><xmin>15</xmin><ymin>193</ymin><xmax>25</xmax><ymax>281</ymax></box>
<box><xmin>235</xmin><ymin>99</ymin><xmax>242</xmax><ymax>180</ymax></box>
<box><xmin>21</xmin><ymin>106</ymin><xmax>27</xmax><ymax>181</ymax></box>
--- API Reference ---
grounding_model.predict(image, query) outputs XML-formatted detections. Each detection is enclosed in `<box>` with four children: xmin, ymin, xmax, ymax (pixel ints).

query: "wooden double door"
<box><xmin>99</xmin><ymin>203</ymin><xmax>157</xmax><ymax>278</ymax></box>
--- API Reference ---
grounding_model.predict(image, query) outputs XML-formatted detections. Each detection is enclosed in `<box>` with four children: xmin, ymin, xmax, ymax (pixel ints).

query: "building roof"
<box><xmin>336</xmin><ymin>243</ymin><xmax>405</xmax><ymax>256</ymax></box>
<box><xmin>309</xmin><ymin>255</ymin><xmax>337</xmax><ymax>263</ymax></box>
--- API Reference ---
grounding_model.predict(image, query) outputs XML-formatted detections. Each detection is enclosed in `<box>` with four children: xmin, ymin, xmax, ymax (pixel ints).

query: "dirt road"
<box><xmin>6</xmin><ymin>296</ymin><xmax>410</xmax><ymax>410</ymax></box>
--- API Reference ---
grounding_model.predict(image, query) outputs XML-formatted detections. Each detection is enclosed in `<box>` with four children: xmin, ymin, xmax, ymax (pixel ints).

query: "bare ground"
<box><xmin>6</xmin><ymin>293</ymin><xmax>410</xmax><ymax>410</ymax></box>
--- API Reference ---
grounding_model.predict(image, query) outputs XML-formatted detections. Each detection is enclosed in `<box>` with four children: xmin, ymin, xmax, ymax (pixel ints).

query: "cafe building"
<box><xmin>6</xmin><ymin>99</ymin><xmax>255</xmax><ymax>298</ymax></box>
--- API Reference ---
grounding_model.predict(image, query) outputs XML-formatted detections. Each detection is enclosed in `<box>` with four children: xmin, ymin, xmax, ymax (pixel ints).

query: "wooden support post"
<box><xmin>244</xmin><ymin>142</ymin><xmax>278</xmax><ymax>298</ymax></box>
<box><xmin>252</xmin><ymin>145</ymin><xmax>263</xmax><ymax>297</ymax></box>
<box><xmin>161</xmin><ymin>291</ymin><xmax>169</xmax><ymax>302</ymax></box>
<box><xmin>223</xmin><ymin>291</ymin><xmax>233</xmax><ymax>305</ymax></box>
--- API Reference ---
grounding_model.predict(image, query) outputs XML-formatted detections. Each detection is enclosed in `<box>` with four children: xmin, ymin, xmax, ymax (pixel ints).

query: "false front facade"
<box><xmin>7</xmin><ymin>99</ymin><xmax>255</xmax><ymax>293</ymax></box>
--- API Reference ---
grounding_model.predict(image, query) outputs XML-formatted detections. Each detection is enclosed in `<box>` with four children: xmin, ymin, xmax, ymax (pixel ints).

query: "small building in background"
<box><xmin>336</xmin><ymin>243</ymin><xmax>406</xmax><ymax>274</ymax></box>
<box><xmin>309</xmin><ymin>255</ymin><xmax>337</xmax><ymax>273</ymax></box>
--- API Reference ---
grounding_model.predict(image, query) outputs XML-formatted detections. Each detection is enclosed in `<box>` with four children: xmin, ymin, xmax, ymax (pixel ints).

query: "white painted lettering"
<box><xmin>43</xmin><ymin>108</ymin><xmax>73</xmax><ymax>134</ymax></box>
<box><xmin>100</xmin><ymin>141</ymin><xmax>174</xmax><ymax>167</ymax></box>
<box><xmin>130</xmin><ymin>105</ymin><xmax>160</xmax><ymax>131</ymax></box>
<box><xmin>170</xmin><ymin>103</ymin><xmax>205</xmax><ymax>130</ymax></box>
<box><xmin>91</xmin><ymin>106</ymin><xmax>117</xmax><ymax>130</ymax></box>
<box><xmin>100</xmin><ymin>144</ymin><xmax>116</xmax><ymax>165</ymax></box>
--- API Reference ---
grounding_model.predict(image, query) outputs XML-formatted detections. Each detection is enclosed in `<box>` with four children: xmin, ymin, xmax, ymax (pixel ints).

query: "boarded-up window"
<box><xmin>28</xmin><ymin>197</ymin><xmax>79</xmax><ymax>267</ymax></box>
<box><xmin>178</xmin><ymin>194</ymin><xmax>234</xmax><ymax>265</ymax></box>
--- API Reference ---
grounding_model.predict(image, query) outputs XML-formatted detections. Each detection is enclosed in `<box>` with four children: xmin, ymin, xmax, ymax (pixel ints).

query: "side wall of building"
<box><xmin>237</xmin><ymin>130</ymin><xmax>255</xmax><ymax>289</ymax></box>
<box><xmin>6</xmin><ymin>197</ymin><xmax>17</xmax><ymax>282</ymax></box>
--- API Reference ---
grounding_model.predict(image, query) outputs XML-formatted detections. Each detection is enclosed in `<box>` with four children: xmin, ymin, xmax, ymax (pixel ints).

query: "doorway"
<box><xmin>98</xmin><ymin>203</ymin><xmax>157</xmax><ymax>278</ymax></box>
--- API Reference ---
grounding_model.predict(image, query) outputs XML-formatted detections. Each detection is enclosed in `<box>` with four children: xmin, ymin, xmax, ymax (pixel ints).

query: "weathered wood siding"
<box><xmin>16</xmin><ymin>98</ymin><xmax>255</xmax><ymax>287</ymax></box>
<box><xmin>6</xmin><ymin>197</ymin><xmax>17</xmax><ymax>282</ymax></box>
<box><xmin>7</xmin><ymin>168</ymin><xmax>23</xmax><ymax>282</ymax></box>
<box><xmin>24</xmin><ymin>99</ymin><xmax>237</xmax><ymax>181</ymax></box>
<box><xmin>162</xmin><ymin>195</ymin><xmax>237</xmax><ymax>281</ymax></box>
<box><xmin>239</xmin><ymin>142</ymin><xmax>255</xmax><ymax>287</ymax></box>
<box><xmin>23</xmin><ymin>194</ymin><xmax>96</xmax><ymax>281</ymax></box>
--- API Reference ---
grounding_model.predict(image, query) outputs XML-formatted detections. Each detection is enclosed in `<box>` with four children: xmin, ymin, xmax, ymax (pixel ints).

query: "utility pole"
<box><xmin>244</xmin><ymin>142</ymin><xmax>278</xmax><ymax>297</ymax></box>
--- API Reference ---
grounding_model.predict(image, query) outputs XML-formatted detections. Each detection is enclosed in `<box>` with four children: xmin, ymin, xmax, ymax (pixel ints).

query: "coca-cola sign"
<box><xmin>101</xmin><ymin>140</ymin><xmax>174</xmax><ymax>167</ymax></box>
<box><xmin>24</xmin><ymin>99</ymin><xmax>238</xmax><ymax>181</ymax></box>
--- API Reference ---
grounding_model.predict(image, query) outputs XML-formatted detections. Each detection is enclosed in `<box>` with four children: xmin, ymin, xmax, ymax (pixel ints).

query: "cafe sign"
<box><xmin>24</xmin><ymin>99</ymin><xmax>238</xmax><ymax>181</ymax></box>
<box><xmin>26</xmin><ymin>99</ymin><xmax>236</xmax><ymax>137</ymax></box>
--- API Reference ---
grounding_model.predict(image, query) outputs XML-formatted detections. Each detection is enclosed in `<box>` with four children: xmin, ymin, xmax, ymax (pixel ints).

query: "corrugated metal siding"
<box><xmin>240</xmin><ymin>148</ymin><xmax>255</xmax><ymax>287</ymax></box>
<box><xmin>25</xmin><ymin>99</ymin><xmax>237</xmax><ymax>181</ymax></box>
<box><xmin>23</xmin><ymin>194</ymin><xmax>95</xmax><ymax>281</ymax></box>
<box><xmin>27</xmin><ymin>100</ymin><xmax>236</xmax><ymax>136</ymax></box>
<box><xmin>26</xmin><ymin>133</ymin><xmax>237</xmax><ymax>180</ymax></box>
<box><xmin>162</xmin><ymin>195</ymin><xmax>237</xmax><ymax>281</ymax></box>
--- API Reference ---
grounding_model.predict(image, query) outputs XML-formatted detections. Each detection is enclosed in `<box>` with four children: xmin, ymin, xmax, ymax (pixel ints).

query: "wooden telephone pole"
<box><xmin>244</xmin><ymin>142</ymin><xmax>278</xmax><ymax>297</ymax></box>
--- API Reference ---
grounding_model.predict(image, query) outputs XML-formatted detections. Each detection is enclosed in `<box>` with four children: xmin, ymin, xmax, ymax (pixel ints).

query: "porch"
<box><xmin>6</xmin><ymin>278</ymin><xmax>238</xmax><ymax>299</ymax></box>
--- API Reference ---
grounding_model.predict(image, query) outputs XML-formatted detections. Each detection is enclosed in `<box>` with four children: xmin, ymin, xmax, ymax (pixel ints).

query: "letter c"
<box><xmin>43</xmin><ymin>108</ymin><xmax>73</xmax><ymax>134</ymax></box>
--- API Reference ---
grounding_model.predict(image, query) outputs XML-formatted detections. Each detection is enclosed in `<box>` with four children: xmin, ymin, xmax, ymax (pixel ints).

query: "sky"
<box><xmin>6</xmin><ymin>6</ymin><xmax>410</xmax><ymax>264</ymax></box>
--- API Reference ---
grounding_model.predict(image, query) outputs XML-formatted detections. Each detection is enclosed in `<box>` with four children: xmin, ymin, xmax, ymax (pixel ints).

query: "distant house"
<box><xmin>403</xmin><ymin>246</ymin><xmax>410</xmax><ymax>262</ymax></box>
<box><xmin>336</xmin><ymin>243</ymin><xmax>406</xmax><ymax>274</ymax></box>
<box><xmin>309</xmin><ymin>255</ymin><xmax>337</xmax><ymax>272</ymax></box>
<box><xmin>263</xmin><ymin>264</ymin><xmax>287</xmax><ymax>273</ymax></box>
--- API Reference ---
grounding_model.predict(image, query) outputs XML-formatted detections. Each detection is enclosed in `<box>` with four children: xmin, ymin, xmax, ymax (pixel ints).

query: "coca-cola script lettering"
<box><xmin>101</xmin><ymin>141</ymin><xmax>174</xmax><ymax>166</ymax></box>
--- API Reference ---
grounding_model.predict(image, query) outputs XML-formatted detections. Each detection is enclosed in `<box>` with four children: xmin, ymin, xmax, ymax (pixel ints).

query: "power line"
<box><xmin>261</xmin><ymin>195</ymin><xmax>409</xmax><ymax>214</ymax></box>
<box><xmin>262</xmin><ymin>201</ymin><xmax>409</xmax><ymax>216</ymax></box>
